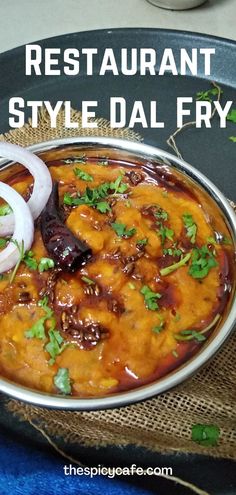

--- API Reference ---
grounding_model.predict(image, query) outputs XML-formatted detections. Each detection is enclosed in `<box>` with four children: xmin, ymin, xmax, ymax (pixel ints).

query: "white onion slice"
<box><xmin>0</xmin><ymin>182</ymin><xmax>34</xmax><ymax>274</ymax></box>
<box><xmin>0</xmin><ymin>142</ymin><xmax>52</xmax><ymax>236</ymax></box>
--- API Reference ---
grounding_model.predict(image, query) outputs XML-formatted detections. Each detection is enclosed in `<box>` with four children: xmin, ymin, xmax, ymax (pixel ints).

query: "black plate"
<box><xmin>0</xmin><ymin>29</ymin><xmax>235</xmax><ymax>494</ymax></box>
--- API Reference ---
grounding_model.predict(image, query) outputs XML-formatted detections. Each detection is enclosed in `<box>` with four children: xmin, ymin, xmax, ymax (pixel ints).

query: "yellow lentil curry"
<box><xmin>0</xmin><ymin>147</ymin><xmax>234</xmax><ymax>397</ymax></box>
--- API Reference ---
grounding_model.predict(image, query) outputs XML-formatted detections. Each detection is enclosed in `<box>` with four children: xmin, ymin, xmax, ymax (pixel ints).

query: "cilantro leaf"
<box><xmin>191</xmin><ymin>424</ymin><xmax>220</xmax><ymax>447</ymax></box>
<box><xmin>38</xmin><ymin>296</ymin><xmax>54</xmax><ymax>319</ymax></box>
<box><xmin>154</xmin><ymin>208</ymin><xmax>168</xmax><ymax>221</ymax></box>
<box><xmin>136</xmin><ymin>238</ymin><xmax>148</xmax><ymax>246</ymax></box>
<box><xmin>25</xmin><ymin>297</ymin><xmax>54</xmax><ymax>339</ymax></box>
<box><xmin>140</xmin><ymin>285</ymin><xmax>162</xmax><ymax>311</ymax></box>
<box><xmin>229</xmin><ymin>136</ymin><xmax>236</xmax><ymax>143</ymax></box>
<box><xmin>160</xmin><ymin>252</ymin><xmax>191</xmax><ymax>277</ymax></box>
<box><xmin>63</xmin><ymin>175</ymin><xmax>128</xmax><ymax>214</ymax></box>
<box><xmin>182</xmin><ymin>213</ymin><xmax>197</xmax><ymax>244</ymax></box>
<box><xmin>163</xmin><ymin>247</ymin><xmax>182</xmax><ymax>257</ymax></box>
<box><xmin>73</xmin><ymin>167</ymin><xmax>94</xmax><ymax>181</ymax></box>
<box><xmin>96</xmin><ymin>201</ymin><xmax>111</xmax><ymax>213</ymax></box>
<box><xmin>63</xmin><ymin>192</ymin><xmax>77</xmax><ymax>206</ymax></box>
<box><xmin>25</xmin><ymin>298</ymin><xmax>66</xmax><ymax>365</ymax></box>
<box><xmin>23</xmin><ymin>250</ymin><xmax>38</xmax><ymax>271</ymax></box>
<box><xmin>188</xmin><ymin>245</ymin><xmax>218</xmax><ymax>279</ymax></box>
<box><xmin>196</xmin><ymin>87</ymin><xmax>223</xmax><ymax>102</ymax></box>
<box><xmin>63</xmin><ymin>183</ymin><xmax>111</xmax><ymax>213</ymax></box>
<box><xmin>25</xmin><ymin>318</ymin><xmax>46</xmax><ymax>340</ymax></box>
<box><xmin>207</xmin><ymin>236</ymin><xmax>217</xmax><ymax>245</ymax></box>
<box><xmin>0</xmin><ymin>204</ymin><xmax>12</xmax><ymax>216</ymax></box>
<box><xmin>226</xmin><ymin>109</ymin><xmax>236</xmax><ymax>124</ymax></box>
<box><xmin>45</xmin><ymin>329</ymin><xmax>64</xmax><ymax>364</ymax></box>
<box><xmin>158</xmin><ymin>226</ymin><xmax>174</xmax><ymax>245</ymax></box>
<box><xmin>110</xmin><ymin>175</ymin><xmax>128</xmax><ymax>194</ymax></box>
<box><xmin>0</xmin><ymin>238</ymin><xmax>7</xmax><ymax>248</ymax></box>
<box><xmin>111</xmin><ymin>222</ymin><xmax>136</xmax><ymax>238</ymax></box>
<box><xmin>38</xmin><ymin>257</ymin><xmax>55</xmax><ymax>273</ymax></box>
<box><xmin>54</xmin><ymin>368</ymin><xmax>72</xmax><ymax>395</ymax></box>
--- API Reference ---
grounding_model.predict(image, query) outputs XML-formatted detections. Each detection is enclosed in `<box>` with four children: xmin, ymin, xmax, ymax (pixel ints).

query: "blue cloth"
<box><xmin>0</xmin><ymin>430</ymin><xmax>155</xmax><ymax>495</ymax></box>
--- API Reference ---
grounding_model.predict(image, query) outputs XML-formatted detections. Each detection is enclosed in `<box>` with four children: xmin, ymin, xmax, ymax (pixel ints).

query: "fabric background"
<box><xmin>0</xmin><ymin>429</ymin><xmax>157</xmax><ymax>495</ymax></box>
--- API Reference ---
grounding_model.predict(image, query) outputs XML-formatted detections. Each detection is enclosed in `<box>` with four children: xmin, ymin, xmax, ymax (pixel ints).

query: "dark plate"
<box><xmin>0</xmin><ymin>29</ymin><xmax>235</xmax><ymax>494</ymax></box>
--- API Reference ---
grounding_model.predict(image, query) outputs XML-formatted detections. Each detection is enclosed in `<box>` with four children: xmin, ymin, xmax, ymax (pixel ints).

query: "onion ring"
<box><xmin>0</xmin><ymin>142</ymin><xmax>52</xmax><ymax>236</ymax></box>
<box><xmin>0</xmin><ymin>182</ymin><xmax>34</xmax><ymax>274</ymax></box>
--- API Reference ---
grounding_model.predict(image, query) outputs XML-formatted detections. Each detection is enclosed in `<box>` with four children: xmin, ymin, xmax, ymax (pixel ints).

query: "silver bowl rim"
<box><xmin>0</xmin><ymin>136</ymin><xmax>235</xmax><ymax>410</ymax></box>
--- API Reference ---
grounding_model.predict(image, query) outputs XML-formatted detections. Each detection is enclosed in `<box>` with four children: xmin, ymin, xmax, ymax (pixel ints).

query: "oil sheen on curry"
<box><xmin>0</xmin><ymin>148</ymin><xmax>234</xmax><ymax>397</ymax></box>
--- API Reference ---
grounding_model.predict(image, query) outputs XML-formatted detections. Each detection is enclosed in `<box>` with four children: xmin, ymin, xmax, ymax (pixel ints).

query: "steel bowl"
<box><xmin>0</xmin><ymin>137</ymin><xmax>235</xmax><ymax>410</ymax></box>
<box><xmin>146</xmin><ymin>0</ymin><xmax>207</xmax><ymax>10</ymax></box>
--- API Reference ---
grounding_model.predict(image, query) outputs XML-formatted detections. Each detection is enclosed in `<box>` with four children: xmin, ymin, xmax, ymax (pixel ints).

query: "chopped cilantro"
<box><xmin>154</xmin><ymin>208</ymin><xmax>168</xmax><ymax>221</ymax></box>
<box><xmin>196</xmin><ymin>87</ymin><xmax>223</xmax><ymax>102</ymax></box>
<box><xmin>63</xmin><ymin>192</ymin><xmax>73</xmax><ymax>205</ymax></box>
<box><xmin>38</xmin><ymin>257</ymin><xmax>55</xmax><ymax>273</ymax></box>
<box><xmin>54</xmin><ymin>368</ymin><xmax>72</xmax><ymax>395</ymax></box>
<box><xmin>0</xmin><ymin>204</ymin><xmax>12</xmax><ymax>216</ymax></box>
<box><xmin>182</xmin><ymin>213</ymin><xmax>197</xmax><ymax>244</ymax></box>
<box><xmin>140</xmin><ymin>285</ymin><xmax>162</xmax><ymax>311</ymax></box>
<box><xmin>73</xmin><ymin>167</ymin><xmax>93</xmax><ymax>181</ymax></box>
<box><xmin>63</xmin><ymin>176</ymin><xmax>126</xmax><ymax>214</ymax></box>
<box><xmin>160</xmin><ymin>252</ymin><xmax>191</xmax><ymax>277</ymax></box>
<box><xmin>158</xmin><ymin>226</ymin><xmax>174</xmax><ymax>245</ymax></box>
<box><xmin>25</xmin><ymin>298</ymin><xmax>66</xmax><ymax>365</ymax></box>
<box><xmin>96</xmin><ymin>201</ymin><xmax>111</xmax><ymax>213</ymax></box>
<box><xmin>163</xmin><ymin>247</ymin><xmax>182</xmax><ymax>257</ymax></box>
<box><xmin>188</xmin><ymin>245</ymin><xmax>217</xmax><ymax>279</ymax></box>
<box><xmin>64</xmin><ymin>185</ymin><xmax>107</xmax><ymax>211</ymax></box>
<box><xmin>109</xmin><ymin>175</ymin><xmax>128</xmax><ymax>194</ymax></box>
<box><xmin>45</xmin><ymin>329</ymin><xmax>65</xmax><ymax>365</ymax></box>
<box><xmin>226</xmin><ymin>109</ymin><xmax>236</xmax><ymax>123</ymax></box>
<box><xmin>25</xmin><ymin>297</ymin><xmax>53</xmax><ymax>339</ymax></box>
<box><xmin>25</xmin><ymin>318</ymin><xmax>46</xmax><ymax>340</ymax></box>
<box><xmin>136</xmin><ymin>238</ymin><xmax>148</xmax><ymax>246</ymax></box>
<box><xmin>111</xmin><ymin>223</ymin><xmax>136</xmax><ymax>238</ymax></box>
<box><xmin>174</xmin><ymin>329</ymin><xmax>206</xmax><ymax>343</ymax></box>
<box><xmin>38</xmin><ymin>296</ymin><xmax>54</xmax><ymax>319</ymax></box>
<box><xmin>23</xmin><ymin>250</ymin><xmax>38</xmax><ymax>271</ymax></box>
<box><xmin>0</xmin><ymin>238</ymin><xmax>7</xmax><ymax>248</ymax></box>
<box><xmin>22</xmin><ymin>251</ymin><xmax>55</xmax><ymax>273</ymax></box>
<box><xmin>191</xmin><ymin>424</ymin><xmax>220</xmax><ymax>447</ymax></box>
<box><xmin>207</xmin><ymin>236</ymin><xmax>217</xmax><ymax>245</ymax></box>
